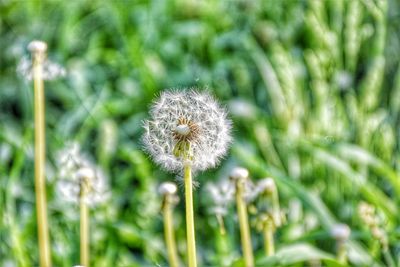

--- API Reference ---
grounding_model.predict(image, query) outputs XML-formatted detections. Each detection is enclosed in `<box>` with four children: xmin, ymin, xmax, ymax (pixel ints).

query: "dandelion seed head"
<box><xmin>17</xmin><ymin>56</ymin><xmax>66</xmax><ymax>81</ymax></box>
<box><xmin>205</xmin><ymin>179</ymin><xmax>234</xmax><ymax>216</ymax></box>
<box><xmin>76</xmin><ymin>167</ymin><xmax>96</xmax><ymax>181</ymax></box>
<box><xmin>257</xmin><ymin>177</ymin><xmax>275</xmax><ymax>194</ymax></box>
<box><xmin>158</xmin><ymin>182</ymin><xmax>178</xmax><ymax>195</ymax></box>
<box><xmin>229</xmin><ymin>167</ymin><xmax>249</xmax><ymax>181</ymax></box>
<box><xmin>27</xmin><ymin>40</ymin><xmax>47</xmax><ymax>53</ymax></box>
<box><xmin>143</xmin><ymin>89</ymin><xmax>232</xmax><ymax>173</ymax></box>
<box><xmin>56</xmin><ymin>142</ymin><xmax>109</xmax><ymax>206</ymax></box>
<box><xmin>331</xmin><ymin>223</ymin><xmax>351</xmax><ymax>241</ymax></box>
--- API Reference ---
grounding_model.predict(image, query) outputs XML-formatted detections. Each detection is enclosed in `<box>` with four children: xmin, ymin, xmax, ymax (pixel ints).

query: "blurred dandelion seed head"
<box><xmin>158</xmin><ymin>182</ymin><xmax>178</xmax><ymax>195</ymax></box>
<box><xmin>56</xmin><ymin>142</ymin><xmax>109</xmax><ymax>206</ymax></box>
<box><xmin>205</xmin><ymin>179</ymin><xmax>235</xmax><ymax>216</ymax></box>
<box><xmin>257</xmin><ymin>177</ymin><xmax>276</xmax><ymax>195</ymax></box>
<box><xmin>17</xmin><ymin>40</ymin><xmax>66</xmax><ymax>81</ymax></box>
<box><xmin>331</xmin><ymin>223</ymin><xmax>351</xmax><ymax>241</ymax></box>
<box><xmin>143</xmin><ymin>89</ymin><xmax>232</xmax><ymax>173</ymax></box>
<box><xmin>27</xmin><ymin>40</ymin><xmax>47</xmax><ymax>53</ymax></box>
<box><xmin>229</xmin><ymin>167</ymin><xmax>258</xmax><ymax>203</ymax></box>
<box><xmin>229</xmin><ymin>167</ymin><xmax>249</xmax><ymax>181</ymax></box>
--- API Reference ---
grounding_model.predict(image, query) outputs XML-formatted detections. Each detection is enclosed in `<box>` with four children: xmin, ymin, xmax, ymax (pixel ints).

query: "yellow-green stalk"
<box><xmin>263</xmin><ymin>217</ymin><xmax>274</xmax><ymax>256</ymax></box>
<box><xmin>29</xmin><ymin>40</ymin><xmax>52</xmax><ymax>267</ymax></box>
<box><xmin>231</xmin><ymin>167</ymin><xmax>254</xmax><ymax>267</ymax></box>
<box><xmin>184</xmin><ymin>161</ymin><xmax>197</xmax><ymax>267</ymax></box>
<box><xmin>78</xmin><ymin>171</ymin><xmax>95</xmax><ymax>267</ymax></box>
<box><xmin>174</xmin><ymin>140</ymin><xmax>197</xmax><ymax>267</ymax></box>
<box><xmin>257</xmin><ymin>178</ymin><xmax>282</xmax><ymax>257</ymax></box>
<box><xmin>160</xmin><ymin>182</ymin><xmax>180</xmax><ymax>267</ymax></box>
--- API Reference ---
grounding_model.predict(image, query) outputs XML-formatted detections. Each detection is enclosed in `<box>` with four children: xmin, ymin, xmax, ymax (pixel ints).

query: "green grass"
<box><xmin>1</xmin><ymin>0</ymin><xmax>399</xmax><ymax>266</ymax></box>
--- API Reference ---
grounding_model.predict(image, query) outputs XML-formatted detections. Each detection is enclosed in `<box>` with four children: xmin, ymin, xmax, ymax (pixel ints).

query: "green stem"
<box><xmin>184</xmin><ymin>163</ymin><xmax>197</xmax><ymax>267</ymax></box>
<box><xmin>382</xmin><ymin>247</ymin><xmax>396</xmax><ymax>267</ymax></box>
<box><xmin>80</xmin><ymin>181</ymin><xmax>89</xmax><ymax>267</ymax></box>
<box><xmin>337</xmin><ymin>241</ymin><xmax>347</xmax><ymax>264</ymax></box>
<box><xmin>33</xmin><ymin>49</ymin><xmax>52</xmax><ymax>267</ymax></box>
<box><xmin>163</xmin><ymin>196</ymin><xmax>180</xmax><ymax>267</ymax></box>
<box><xmin>263</xmin><ymin>220</ymin><xmax>274</xmax><ymax>256</ymax></box>
<box><xmin>235</xmin><ymin>180</ymin><xmax>254</xmax><ymax>267</ymax></box>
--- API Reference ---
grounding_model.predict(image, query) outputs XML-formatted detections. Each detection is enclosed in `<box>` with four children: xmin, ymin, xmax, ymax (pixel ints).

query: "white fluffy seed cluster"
<box><xmin>17</xmin><ymin>56</ymin><xmax>66</xmax><ymax>81</ymax></box>
<box><xmin>331</xmin><ymin>223</ymin><xmax>351</xmax><ymax>241</ymax></box>
<box><xmin>143</xmin><ymin>89</ymin><xmax>232</xmax><ymax>172</ymax></box>
<box><xmin>158</xmin><ymin>182</ymin><xmax>178</xmax><ymax>195</ymax></box>
<box><xmin>56</xmin><ymin>142</ymin><xmax>109</xmax><ymax>206</ymax></box>
<box><xmin>206</xmin><ymin>179</ymin><xmax>235</xmax><ymax>216</ymax></box>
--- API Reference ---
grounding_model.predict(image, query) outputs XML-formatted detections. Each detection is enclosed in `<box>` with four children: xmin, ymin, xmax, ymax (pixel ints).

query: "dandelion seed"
<box><xmin>143</xmin><ymin>89</ymin><xmax>232</xmax><ymax>173</ymax></box>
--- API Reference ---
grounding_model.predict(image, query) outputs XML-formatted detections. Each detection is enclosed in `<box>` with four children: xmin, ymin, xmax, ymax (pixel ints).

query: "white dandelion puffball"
<box><xmin>206</xmin><ymin>179</ymin><xmax>235</xmax><ymax>216</ymax></box>
<box><xmin>331</xmin><ymin>223</ymin><xmax>351</xmax><ymax>241</ymax></box>
<box><xmin>17</xmin><ymin>56</ymin><xmax>66</xmax><ymax>81</ymax></box>
<box><xmin>56</xmin><ymin>142</ymin><xmax>110</xmax><ymax>206</ymax></box>
<box><xmin>158</xmin><ymin>182</ymin><xmax>178</xmax><ymax>195</ymax></box>
<box><xmin>257</xmin><ymin>177</ymin><xmax>276</xmax><ymax>194</ymax></box>
<box><xmin>143</xmin><ymin>89</ymin><xmax>232</xmax><ymax>172</ymax></box>
<box><xmin>229</xmin><ymin>167</ymin><xmax>249</xmax><ymax>181</ymax></box>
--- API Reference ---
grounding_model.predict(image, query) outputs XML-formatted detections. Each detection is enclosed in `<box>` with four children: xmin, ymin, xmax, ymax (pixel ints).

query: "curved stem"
<box><xmin>163</xmin><ymin>196</ymin><xmax>180</xmax><ymax>267</ymax></box>
<box><xmin>235</xmin><ymin>180</ymin><xmax>254</xmax><ymax>267</ymax></box>
<box><xmin>33</xmin><ymin>52</ymin><xmax>52</xmax><ymax>267</ymax></box>
<box><xmin>80</xmin><ymin>182</ymin><xmax>89</xmax><ymax>267</ymax></box>
<box><xmin>263</xmin><ymin>220</ymin><xmax>274</xmax><ymax>256</ymax></box>
<box><xmin>184</xmin><ymin>163</ymin><xmax>197</xmax><ymax>267</ymax></box>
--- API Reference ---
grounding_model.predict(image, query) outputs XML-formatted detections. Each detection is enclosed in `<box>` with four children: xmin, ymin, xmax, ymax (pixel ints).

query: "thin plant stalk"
<box><xmin>80</xmin><ymin>180</ymin><xmax>89</xmax><ymax>267</ymax></box>
<box><xmin>263</xmin><ymin>219</ymin><xmax>274</xmax><ymax>256</ymax></box>
<box><xmin>382</xmin><ymin>246</ymin><xmax>396</xmax><ymax>267</ymax></box>
<box><xmin>184</xmin><ymin>162</ymin><xmax>197</xmax><ymax>267</ymax></box>
<box><xmin>235</xmin><ymin>180</ymin><xmax>254</xmax><ymax>267</ymax></box>
<box><xmin>32</xmin><ymin>43</ymin><xmax>52</xmax><ymax>267</ymax></box>
<box><xmin>337</xmin><ymin>241</ymin><xmax>347</xmax><ymax>264</ymax></box>
<box><xmin>216</xmin><ymin>214</ymin><xmax>226</xmax><ymax>235</ymax></box>
<box><xmin>163</xmin><ymin>195</ymin><xmax>180</xmax><ymax>267</ymax></box>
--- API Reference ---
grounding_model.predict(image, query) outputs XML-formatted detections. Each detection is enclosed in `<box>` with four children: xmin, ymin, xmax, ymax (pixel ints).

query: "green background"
<box><xmin>1</xmin><ymin>0</ymin><xmax>399</xmax><ymax>266</ymax></box>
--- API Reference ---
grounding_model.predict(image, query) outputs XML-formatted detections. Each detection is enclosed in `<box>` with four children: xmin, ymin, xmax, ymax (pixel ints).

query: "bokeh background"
<box><xmin>1</xmin><ymin>0</ymin><xmax>400</xmax><ymax>266</ymax></box>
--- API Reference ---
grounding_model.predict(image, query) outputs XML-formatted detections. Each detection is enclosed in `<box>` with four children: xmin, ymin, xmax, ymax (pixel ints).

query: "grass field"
<box><xmin>1</xmin><ymin>0</ymin><xmax>400</xmax><ymax>266</ymax></box>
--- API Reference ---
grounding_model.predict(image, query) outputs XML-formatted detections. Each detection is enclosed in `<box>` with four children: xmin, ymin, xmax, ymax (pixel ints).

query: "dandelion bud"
<box><xmin>159</xmin><ymin>182</ymin><xmax>178</xmax><ymax>195</ymax></box>
<box><xmin>331</xmin><ymin>224</ymin><xmax>351</xmax><ymax>241</ymax></box>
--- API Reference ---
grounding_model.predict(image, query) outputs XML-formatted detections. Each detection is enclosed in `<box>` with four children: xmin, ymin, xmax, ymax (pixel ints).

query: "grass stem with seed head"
<box><xmin>30</xmin><ymin>40</ymin><xmax>52</xmax><ymax>267</ymax></box>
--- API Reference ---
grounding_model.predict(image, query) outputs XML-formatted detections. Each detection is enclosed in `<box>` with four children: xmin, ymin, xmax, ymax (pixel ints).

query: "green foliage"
<box><xmin>1</xmin><ymin>0</ymin><xmax>399</xmax><ymax>266</ymax></box>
